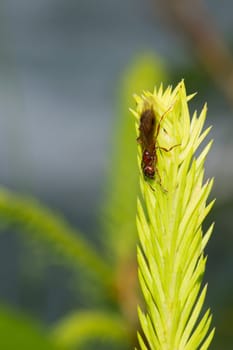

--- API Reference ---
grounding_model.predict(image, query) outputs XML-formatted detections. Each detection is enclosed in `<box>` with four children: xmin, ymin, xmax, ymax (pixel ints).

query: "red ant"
<box><xmin>137</xmin><ymin>106</ymin><xmax>179</xmax><ymax>190</ymax></box>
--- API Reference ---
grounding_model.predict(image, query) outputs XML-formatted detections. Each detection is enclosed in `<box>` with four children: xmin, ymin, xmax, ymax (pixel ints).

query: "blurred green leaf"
<box><xmin>0</xmin><ymin>187</ymin><xmax>112</xmax><ymax>292</ymax></box>
<box><xmin>0</xmin><ymin>305</ymin><xmax>63</xmax><ymax>350</ymax></box>
<box><xmin>102</xmin><ymin>54</ymin><xmax>168</xmax><ymax>263</ymax></box>
<box><xmin>50</xmin><ymin>310</ymin><xmax>130</xmax><ymax>349</ymax></box>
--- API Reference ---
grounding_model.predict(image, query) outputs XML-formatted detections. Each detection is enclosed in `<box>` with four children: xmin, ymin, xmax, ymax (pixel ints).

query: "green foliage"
<box><xmin>0</xmin><ymin>57</ymin><xmax>217</xmax><ymax>350</ymax></box>
<box><xmin>133</xmin><ymin>81</ymin><xmax>215</xmax><ymax>349</ymax></box>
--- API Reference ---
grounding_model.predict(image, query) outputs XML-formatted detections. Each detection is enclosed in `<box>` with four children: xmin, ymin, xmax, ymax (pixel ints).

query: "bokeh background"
<box><xmin>0</xmin><ymin>0</ymin><xmax>233</xmax><ymax>349</ymax></box>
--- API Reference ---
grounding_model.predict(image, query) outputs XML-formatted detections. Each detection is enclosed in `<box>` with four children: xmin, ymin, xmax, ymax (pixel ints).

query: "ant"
<box><xmin>137</xmin><ymin>106</ymin><xmax>179</xmax><ymax>190</ymax></box>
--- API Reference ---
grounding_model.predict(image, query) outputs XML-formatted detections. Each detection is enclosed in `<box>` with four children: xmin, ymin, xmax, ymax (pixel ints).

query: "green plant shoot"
<box><xmin>132</xmin><ymin>81</ymin><xmax>215</xmax><ymax>349</ymax></box>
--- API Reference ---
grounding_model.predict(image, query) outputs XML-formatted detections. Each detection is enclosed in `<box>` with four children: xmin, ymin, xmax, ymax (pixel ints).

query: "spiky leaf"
<box><xmin>133</xmin><ymin>81</ymin><xmax>215</xmax><ymax>350</ymax></box>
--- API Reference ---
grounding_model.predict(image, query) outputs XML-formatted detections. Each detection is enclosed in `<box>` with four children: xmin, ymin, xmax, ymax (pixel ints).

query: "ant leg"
<box><xmin>154</xmin><ymin>105</ymin><xmax>173</xmax><ymax>140</ymax></box>
<box><xmin>155</xmin><ymin>166</ymin><xmax>167</xmax><ymax>193</ymax></box>
<box><xmin>157</xmin><ymin>143</ymin><xmax>181</xmax><ymax>152</ymax></box>
<box><xmin>148</xmin><ymin>183</ymin><xmax>155</xmax><ymax>192</ymax></box>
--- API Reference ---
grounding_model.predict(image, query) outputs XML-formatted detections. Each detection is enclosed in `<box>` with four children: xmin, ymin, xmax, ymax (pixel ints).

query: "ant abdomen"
<box><xmin>143</xmin><ymin>164</ymin><xmax>155</xmax><ymax>179</ymax></box>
